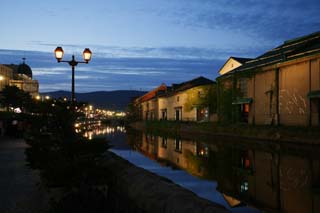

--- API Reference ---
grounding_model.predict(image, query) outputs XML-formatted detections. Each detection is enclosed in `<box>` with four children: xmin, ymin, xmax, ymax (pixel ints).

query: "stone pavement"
<box><xmin>0</xmin><ymin>137</ymin><xmax>49</xmax><ymax>213</ymax></box>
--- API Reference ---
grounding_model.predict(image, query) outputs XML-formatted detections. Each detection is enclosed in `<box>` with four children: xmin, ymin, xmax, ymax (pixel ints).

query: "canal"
<box><xmin>83</xmin><ymin>124</ymin><xmax>320</xmax><ymax>213</ymax></box>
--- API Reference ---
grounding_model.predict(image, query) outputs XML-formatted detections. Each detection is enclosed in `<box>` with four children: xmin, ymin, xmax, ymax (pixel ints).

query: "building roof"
<box><xmin>4</xmin><ymin>59</ymin><xmax>33</xmax><ymax>79</ymax></box>
<box><xmin>217</xmin><ymin>56</ymin><xmax>253</xmax><ymax>75</ymax></box>
<box><xmin>224</xmin><ymin>31</ymin><xmax>320</xmax><ymax>76</ymax></box>
<box><xmin>17</xmin><ymin>62</ymin><xmax>32</xmax><ymax>78</ymax></box>
<box><xmin>230</xmin><ymin>57</ymin><xmax>252</xmax><ymax>64</ymax></box>
<box><xmin>138</xmin><ymin>77</ymin><xmax>214</xmax><ymax>102</ymax></box>
<box><xmin>172</xmin><ymin>76</ymin><xmax>215</xmax><ymax>93</ymax></box>
<box><xmin>139</xmin><ymin>83</ymin><xmax>167</xmax><ymax>102</ymax></box>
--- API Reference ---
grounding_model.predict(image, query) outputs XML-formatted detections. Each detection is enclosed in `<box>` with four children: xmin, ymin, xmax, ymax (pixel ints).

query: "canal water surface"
<box><xmin>85</xmin><ymin>125</ymin><xmax>320</xmax><ymax>213</ymax></box>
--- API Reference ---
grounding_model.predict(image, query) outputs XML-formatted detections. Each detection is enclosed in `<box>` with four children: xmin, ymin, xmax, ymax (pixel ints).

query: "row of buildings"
<box><xmin>0</xmin><ymin>59</ymin><xmax>39</xmax><ymax>97</ymax></box>
<box><xmin>133</xmin><ymin>31</ymin><xmax>320</xmax><ymax>126</ymax></box>
<box><xmin>135</xmin><ymin>77</ymin><xmax>216</xmax><ymax>122</ymax></box>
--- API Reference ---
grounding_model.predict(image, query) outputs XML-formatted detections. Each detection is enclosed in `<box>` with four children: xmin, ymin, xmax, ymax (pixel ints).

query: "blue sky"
<box><xmin>0</xmin><ymin>0</ymin><xmax>319</xmax><ymax>92</ymax></box>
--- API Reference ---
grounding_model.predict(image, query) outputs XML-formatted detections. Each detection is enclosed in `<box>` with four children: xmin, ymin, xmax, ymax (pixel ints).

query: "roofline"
<box><xmin>217</xmin><ymin>56</ymin><xmax>252</xmax><ymax>75</ymax></box>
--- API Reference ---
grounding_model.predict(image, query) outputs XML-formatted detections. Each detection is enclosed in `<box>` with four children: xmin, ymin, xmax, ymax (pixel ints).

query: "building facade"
<box><xmin>0</xmin><ymin>65</ymin><xmax>13</xmax><ymax>91</ymax></box>
<box><xmin>160</xmin><ymin>77</ymin><xmax>215</xmax><ymax>121</ymax></box>
<box><xmin>138</xmin><ymin>77</ymin><xmax>216</xmax><ymax>122</ymax></box>
<box><xmin>217</xmin><ymin>32</ymin><xmax>320</xmax><ymax>126</ymax></box>
<box><xmin>0</xmin><ymin>59</ymin><xmax>39</xmax><ymax>97</ymax></box>
<box><xmin>139</xmin><ymin>84</ymin><xmax>167</xmax><ymax>120</ymax></box>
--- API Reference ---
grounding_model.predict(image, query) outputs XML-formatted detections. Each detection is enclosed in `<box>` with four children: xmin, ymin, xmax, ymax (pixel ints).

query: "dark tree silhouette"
<box><xmin>0</xmin><ymin>85</ymin><xmax>32</xmax><ymax>111</ymax></box>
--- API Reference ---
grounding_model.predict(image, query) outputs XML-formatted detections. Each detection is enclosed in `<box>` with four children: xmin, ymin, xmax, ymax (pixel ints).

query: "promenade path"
<box><xmin>0</xmin><ymin>137</ymin><xmax>48</xmax><ymax>213</ymax></box>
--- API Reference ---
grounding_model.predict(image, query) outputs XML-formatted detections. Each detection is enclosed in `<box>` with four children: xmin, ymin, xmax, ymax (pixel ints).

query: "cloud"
<box><xmin>31</xmin><ymin>41</ymin><xmax>263</xmax><ymax>60</ymax></box>
<box><xmin>33</xmin><ymin>67</ymin><xmax>68</xmax><ymax>75</ymax></box>
<box><xmin>0</xmin><ymin>49</ymin><xmax>221</xmax><ymax>92</ymax></box>
<box><xmin>152</xmin><ymin>0</ymin><xmax>320</xmax><ymax>45</ymax></box>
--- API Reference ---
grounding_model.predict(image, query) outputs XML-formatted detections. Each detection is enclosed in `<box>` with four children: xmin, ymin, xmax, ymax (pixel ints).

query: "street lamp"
<box><xmin>0</xmin><ymin>75</ymin><xmax>5</xmax><ymax>91</ymax></box>
<box><xmin>54</xmin><ymin>46</ymin><xmax>92</xmax><ymax>104</ymax></box>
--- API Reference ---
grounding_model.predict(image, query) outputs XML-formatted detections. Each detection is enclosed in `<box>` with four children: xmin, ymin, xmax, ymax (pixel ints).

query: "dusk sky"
<box><xmin>1</xmin><ymin>0</ymin><xmax>319</xmax><ymax>92</ymax></box>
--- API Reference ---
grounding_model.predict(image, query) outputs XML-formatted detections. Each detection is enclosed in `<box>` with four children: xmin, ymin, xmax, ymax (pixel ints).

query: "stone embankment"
<box><xmin>130</xmin><ymin>121</ymin><xmax>320</xmax><ymax>145</ymax></box>
<box><xmin>102</xmin><ymin>151</ymin><xmax>229</xmax><ymax>213</ymax></box>
<box><xmin>0</xmin><ymin>136</ymin><xmax>228</xmax><ymax>212</ymax></box>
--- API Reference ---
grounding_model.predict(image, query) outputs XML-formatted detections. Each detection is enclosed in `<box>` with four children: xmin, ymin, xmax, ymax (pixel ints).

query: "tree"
<box><xmin>183</xmin><ymin>85</ymin><xmax>217</xmax><ymax>114</ymax></box>
<box><xmin>0</xmin><ymin>85</ymin><xmax>32</xmax><ymax>111</ymax></box>
<box><xmin>126</xmin><ymin>100</ymin><xmax>141</xmax><ymax>122</ymax></box>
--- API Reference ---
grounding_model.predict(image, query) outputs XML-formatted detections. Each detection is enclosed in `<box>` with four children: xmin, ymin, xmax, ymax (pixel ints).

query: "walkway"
<box><xmin>0</xmin><ymin>137</ymin><xmax>48</xmax><ymax>213</ymax></box>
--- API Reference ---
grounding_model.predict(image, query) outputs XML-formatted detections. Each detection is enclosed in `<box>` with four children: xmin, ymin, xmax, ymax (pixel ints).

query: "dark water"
<box><xmin>85</xmin><ymin>125</ymin><xmax>320</xmax><ymax>213</ymax></box>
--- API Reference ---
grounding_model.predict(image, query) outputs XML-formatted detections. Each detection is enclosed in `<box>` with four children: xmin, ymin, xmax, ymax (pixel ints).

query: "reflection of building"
<box><xmin>215</xmin><ymin>143</ymin><xmax>320</xmax><ymax>212</ymax></box>
<box><xmin>131</xmin><ymin>131</ymin><xmax>320</xmax><ymax>212</ymax></box>
<box><xmin>0</xmin><ymin>58</ymin><xmax>39</xmax><ymax>96</ymax></box>
<box><xmin>139</xmin><ymin>133</ymin><xmax>208</xmax><ymax>177</ymax></box>
<box><xmin>217</xmin><ymin>32</ymin><xmax>320</xmax><ymax>126</ymax></box>
<box><xmin>136</xmin><ymin>77</ymin><xmax>216</xmax><ymax>122</ymax></box>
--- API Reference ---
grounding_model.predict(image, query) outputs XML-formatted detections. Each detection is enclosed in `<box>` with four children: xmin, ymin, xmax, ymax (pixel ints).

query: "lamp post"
<box><xmin>54</xmin><ymin>46</ymin><xmax>92</xmax><ymax>105</ymax></box>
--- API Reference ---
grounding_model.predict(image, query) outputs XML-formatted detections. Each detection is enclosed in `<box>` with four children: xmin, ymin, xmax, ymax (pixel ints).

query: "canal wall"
<box><xmin>130</xmin><ymin>121</ymin><xmax>320</xmax><ymax>145</ymax></box>
<box><xmin>102</xmin><ymin>151</ymin><xmax>229</xmax><ymax>213</ymax></box>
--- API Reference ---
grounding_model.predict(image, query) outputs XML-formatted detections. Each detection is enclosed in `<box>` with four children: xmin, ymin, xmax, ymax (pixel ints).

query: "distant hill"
<box><xmin>42</xmin><ymin>90</ymin><xmax>146</xmax><ymax>110</ymax></box>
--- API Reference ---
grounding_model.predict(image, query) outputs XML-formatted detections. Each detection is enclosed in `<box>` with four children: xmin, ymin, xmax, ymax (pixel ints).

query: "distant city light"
<box><xmin>14</xmin><ymin>108</ymin><xmax>22</xmax><ymax>113</ymax></box>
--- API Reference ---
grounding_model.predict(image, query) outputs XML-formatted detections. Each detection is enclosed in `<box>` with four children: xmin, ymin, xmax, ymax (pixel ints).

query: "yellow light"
<box><xmin>45</xmin><ymin>95</ymin><xmax>50</xmax><ymax>100</ymax></box>
<box><xmin>82</xmin><ymin>48</ymin><xmax>92</xmax><ymax>62</ymax></box>
<box><xmin>0</xmin><ymin>75</ymin><xmax>4</xmax><ymax>81</ymax></box>
<box><xmin>54</xmin><ymin>46</ymin><xmax>64</xmax><ymax>61</ymax></box>
<box><xmin>36</xmin><ymin>95</ymin><xmax>41</xmax><ymax>100</ymax></box>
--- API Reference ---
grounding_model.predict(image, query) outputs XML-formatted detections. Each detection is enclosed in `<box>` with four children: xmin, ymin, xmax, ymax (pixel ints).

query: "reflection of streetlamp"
<box><xmin>54</xmin><ymin>46</ymin><xmax>92</xmax><ymax>104</ymax></box>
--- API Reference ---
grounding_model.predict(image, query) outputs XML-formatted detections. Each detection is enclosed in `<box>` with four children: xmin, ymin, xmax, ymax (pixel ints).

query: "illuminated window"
<box><xmin>244</xmin><ymin>104</ymin><xmax>250</xmax><ymax>113</ymax></box>
<box><xmin>241</xmin><ymin>151</ymin><xmax>251</xmax><ymax>169</ymax></box>
<box><xmin>240</xmin><ymin>181</ymin><xmax>249</xmax><ymax>193</ymax></box>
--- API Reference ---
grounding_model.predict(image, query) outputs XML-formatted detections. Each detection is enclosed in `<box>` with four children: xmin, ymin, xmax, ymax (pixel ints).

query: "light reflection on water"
<box><xmin>82</xmin><ymin>124</ymin><xmax>259</xmax><ymax>212</ymax></box>
<box><xmin>76</xmin><ymin>122</ymin><xmax>126</xmax><ymax>140</ymax></box>
<box><xmin>83</xmin><ymin>125</ymin><xmax>320</xmax><ymax>213</ymax></box>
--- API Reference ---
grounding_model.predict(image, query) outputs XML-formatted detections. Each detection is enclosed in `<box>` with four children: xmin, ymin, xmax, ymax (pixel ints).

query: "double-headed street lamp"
<box><xmin>54</xmin><ymin>46</ymin><xmax>92</xmax><ymax>104</ymax></box>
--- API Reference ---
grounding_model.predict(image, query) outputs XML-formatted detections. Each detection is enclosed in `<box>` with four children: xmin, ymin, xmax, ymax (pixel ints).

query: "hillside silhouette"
<box><xmin>42</xmin><ymin>90</ymin><xmax>146</xmax><ymax>110</ymax></box>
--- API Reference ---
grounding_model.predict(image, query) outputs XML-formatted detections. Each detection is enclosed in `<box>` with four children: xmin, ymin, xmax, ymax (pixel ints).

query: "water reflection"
<box><xmin>76</xmin><ymin>121</ymin><xmax>126</xmax><ymax>140</ymax></box>
<box><xmin>127</xmin><ymin>130</ymin><xmax>320</xmax><ymax>213</ymax></box>
<box><xmin>85</xmin><ymin>124</ymin><xmax>320</xmax><ymax>213</ymax></box>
